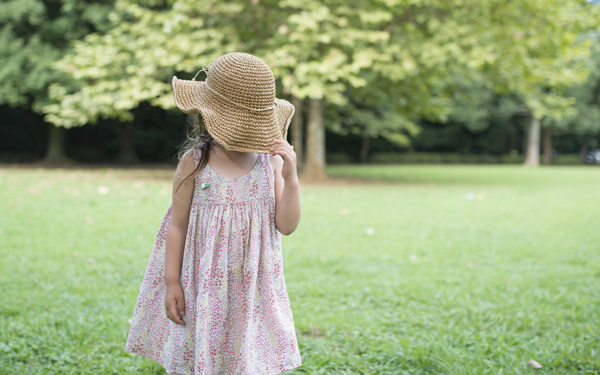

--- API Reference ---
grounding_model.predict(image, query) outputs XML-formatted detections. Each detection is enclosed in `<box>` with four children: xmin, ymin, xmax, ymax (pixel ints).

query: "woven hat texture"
<box><xmin>172</xmin><ymin>52</ymin><xmax>295</xmax><ymax>154</ymax></box>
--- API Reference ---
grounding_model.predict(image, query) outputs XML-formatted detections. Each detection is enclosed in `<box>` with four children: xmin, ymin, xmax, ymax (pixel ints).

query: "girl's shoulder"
<box><xmin>175</xmin><ymin>148</ymin><xmax>200</xmax><ymax>180</ymax></box>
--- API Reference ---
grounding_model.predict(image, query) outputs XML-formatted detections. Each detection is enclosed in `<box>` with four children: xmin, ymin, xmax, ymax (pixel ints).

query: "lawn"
<box><xmin>0</xmin><ymin>164</ymin><xmax>599</xmax><ymax>374</ymax></box>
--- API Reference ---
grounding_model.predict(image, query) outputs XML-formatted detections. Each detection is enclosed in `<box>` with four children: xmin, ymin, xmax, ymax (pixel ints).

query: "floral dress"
<box><xmin>125</xmin><ymin>149</ymin><xmax>302</xmax><ymax>375</ymax></box>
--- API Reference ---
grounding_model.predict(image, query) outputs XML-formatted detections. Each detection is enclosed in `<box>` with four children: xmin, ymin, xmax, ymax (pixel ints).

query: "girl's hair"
<box><xmin>174</xmin><ymin>113</ymin><xmax>216</xmax><ymax>193</ymax></box>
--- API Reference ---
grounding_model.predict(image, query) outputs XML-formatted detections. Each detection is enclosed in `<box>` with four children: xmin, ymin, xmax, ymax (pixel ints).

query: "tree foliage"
<box><xmin>0</xmin><ymin>0</ymin><xmax>114</xmax><ymax>113</ymax></box>
<box><xmin>471</xmin><ymin>1</ymin><xmax>599</xmax><ymax>120</ymax></box>
<box><xmin>265</xmin><ymin>0</ymin><xmax>600</xmax><ymax>145</ymax></box>
<box><xmin>42</xmin><ymin>0</ymin><xmax>600</xmax><ymax>151</ymax></box>
<box><xmin>544</xmin><ymin>33</ymin><xmax>600</xmax><ymax>135</ymax></box>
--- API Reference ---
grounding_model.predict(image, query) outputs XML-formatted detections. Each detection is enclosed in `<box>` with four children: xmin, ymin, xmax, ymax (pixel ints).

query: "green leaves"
<box><xmin>39</xmin><ymin>0</ymin><xmax>600</xmax><ymax>143</ymax></box>
<box><xmin>0</xmin><ymin>0</ymin><xmax>114</xmax><ymax>113</ymax></box>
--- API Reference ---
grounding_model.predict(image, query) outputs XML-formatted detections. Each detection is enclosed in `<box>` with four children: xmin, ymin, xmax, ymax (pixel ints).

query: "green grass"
<box><xmin>1</xmin><ymin>165</ymin><xmax>599</xmax><ymax>374</ymax></box>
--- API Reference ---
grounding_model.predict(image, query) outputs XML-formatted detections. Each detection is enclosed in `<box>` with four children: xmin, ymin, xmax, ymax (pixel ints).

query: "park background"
<box><xmin>1</xmin><ymin>0</ymin><xmax>600</xmax><ymax>374</ymax></box>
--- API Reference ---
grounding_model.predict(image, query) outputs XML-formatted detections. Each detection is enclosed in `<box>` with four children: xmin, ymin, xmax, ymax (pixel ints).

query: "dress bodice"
<box><xmin>192</xmin><ymin>150</ymin><xmax>275</xmax><ymax>207</ymax></box>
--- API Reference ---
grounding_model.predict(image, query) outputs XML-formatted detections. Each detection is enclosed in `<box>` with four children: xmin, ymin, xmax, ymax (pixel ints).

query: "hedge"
<box><xmin>326</xmin><ymin>152</ymin><xmax>584</xmax><ymax>165</ymax></box>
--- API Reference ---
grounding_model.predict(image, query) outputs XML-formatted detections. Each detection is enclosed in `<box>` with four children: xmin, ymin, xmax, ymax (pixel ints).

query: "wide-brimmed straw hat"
<box><xmin>172</xmin><ymin>52</ymin><xmax>295</xmax><ymax>154</ymax></box>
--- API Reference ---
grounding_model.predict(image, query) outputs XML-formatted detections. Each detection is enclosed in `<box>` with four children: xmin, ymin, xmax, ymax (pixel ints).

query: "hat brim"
<box><xmin>172</xmin><ymin>76</ymin><xmax>295</xmax><ymax>154</ymax></box>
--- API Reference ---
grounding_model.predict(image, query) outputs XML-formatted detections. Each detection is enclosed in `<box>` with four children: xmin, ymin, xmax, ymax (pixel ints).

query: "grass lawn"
<box><xmin>0</xmin><ymin>164</ymin><xmax>599</xmax><ymax>374</ymax></box>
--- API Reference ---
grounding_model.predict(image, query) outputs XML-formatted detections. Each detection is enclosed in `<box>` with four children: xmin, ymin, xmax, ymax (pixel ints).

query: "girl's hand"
<box><xmin>165</xmin><ymin>283</ymin><xmax>186</xmax><ymax>325</ymax></box>
<box><xmin>270</xmin><ymin>139</ymin><xmax>298</xmax><ymax>181</ymax></box>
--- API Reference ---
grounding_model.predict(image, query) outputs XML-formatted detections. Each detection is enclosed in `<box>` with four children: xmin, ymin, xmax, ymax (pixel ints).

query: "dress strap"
<box><xmin>192</xmin><ymin>147</ymin><xmax>201</xmax><ymax>169</ymax></box>
<box><xmin>257</xmin><ymin>153</ymin><xmax>269</xmax><ymax>175</ymax></box>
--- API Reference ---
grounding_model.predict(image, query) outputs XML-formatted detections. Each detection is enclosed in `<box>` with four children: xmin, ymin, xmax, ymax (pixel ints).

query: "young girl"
<box><xmin>125</xmin><ymin>52</ymin><xmax>303</xmax><ymax>374</ymax></box>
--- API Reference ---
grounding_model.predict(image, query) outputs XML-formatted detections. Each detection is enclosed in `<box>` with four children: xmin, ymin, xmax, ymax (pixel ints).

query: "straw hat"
<box><xmin>172</xmin><ymin>52</ymin><xmax>295</xmax><ymax>154</ymax></box>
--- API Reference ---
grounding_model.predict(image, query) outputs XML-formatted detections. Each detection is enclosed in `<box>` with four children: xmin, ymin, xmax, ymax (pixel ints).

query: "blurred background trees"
<box><xmin>0</xmin><ymin>0</ymin><xmax>115</xmax><ymax>163</ymax></box>
<box><xmin>1</xmin><ymin>0</ymin><xmax>600</xmax><ymax>176</ymax></box>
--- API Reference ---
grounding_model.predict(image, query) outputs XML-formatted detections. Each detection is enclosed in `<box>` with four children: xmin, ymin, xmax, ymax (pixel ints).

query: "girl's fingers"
<box><xmin>176</xmin><ymin>297</ymin><xmax>186</xmax><ymax>317</ymax></box>
<box><xmin>167</xmin><ymin>300</ymin><xmax>184</xmax><ymax>325</ymax></box>
<box><xmin>274</xmin><ymin>144</ymin><xmax>295</xmax><ymax>156</ymax></box>
<box><xmin>171</xmin><ymin>305</ymin><xmax>184</xmax><ymax>324</ymax></box>
<box><xmin>273</xmin><ymin>140</ymin><xmax>294</xmax><ymax>151</ymax></box>
<box><xmin>276</xmin><ymin>149</ymin><xmax>295</xmax><ymax>163</ymax></box>
<box><xmin>166</xmin><ymin>306</ymin><xmax>174</xmax><ymax>323</ymax></box>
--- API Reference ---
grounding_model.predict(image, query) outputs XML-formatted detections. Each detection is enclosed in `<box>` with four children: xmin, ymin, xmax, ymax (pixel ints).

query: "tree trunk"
<box><xmin>579</xmin><ymin>133</ymin><xmax>591</xmax><ymax>162</ymax></box>
<box><xmin>290</xmin><ymin>95</ymin><xmax>304</xmax><ymax>170</ymax></box>
<box><xmin>302</xmin><ymin>98</ymin><xmax>327</xmax><ymax>182</ymax></box>
<box><xmin>114</xmin><ymin>120</ymin><xmax>140</xmax><ymax>164</ymax></box>
<box><xmin>523</xmin><ymin>115</ymin><xmax>541</xmax><ymax>167</ymax></box>
<box><xmin>522</xmin><ymin>122</ymin><xmax>528</xmax><ymax>157</ymax></box>
<box><xmin>360</xmin><ymin>134</ymin><xmax>370</xmax><ymax>163</ymax></box>
<box><xmin>42</xmin><ymin>124</ymin><xmax>71</xmax><ymax>164</ymax></box>
<box><xmin>542</xmin><ymin>127</ymin><xmax>553</xmax><ymax>166</ymax></box>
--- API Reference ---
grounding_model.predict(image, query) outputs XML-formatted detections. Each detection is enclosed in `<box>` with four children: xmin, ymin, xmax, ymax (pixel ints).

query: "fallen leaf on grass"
<box><xmin>528</xmin><ymin>359</ymin><xmax>542</xmax><ymax>369</ymax></box>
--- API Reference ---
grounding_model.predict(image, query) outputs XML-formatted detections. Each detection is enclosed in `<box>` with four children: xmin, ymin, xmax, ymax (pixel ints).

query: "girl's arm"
<box><xmin>270</xmin><ymin>139</ymin><xmax>301</xmax><ymax>235</ymax></box>
<box><xmin>164</xmin><ymin>151</ymin><xmax>196</xmax><ymax>325</ymax></box>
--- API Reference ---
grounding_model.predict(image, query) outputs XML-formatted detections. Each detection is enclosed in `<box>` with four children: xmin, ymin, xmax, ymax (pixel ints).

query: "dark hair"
<box><xmin>174</xmin><ymin>113</ymin><xmax>215</xmax><ymax>193</ymax></box>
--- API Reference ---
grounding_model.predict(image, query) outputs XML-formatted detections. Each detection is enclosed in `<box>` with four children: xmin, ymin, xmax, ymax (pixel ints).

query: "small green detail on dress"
<box><xmin>200</xmin><ymin>182</ymin><xmax>210</xmax><ymax>190</ymax></box>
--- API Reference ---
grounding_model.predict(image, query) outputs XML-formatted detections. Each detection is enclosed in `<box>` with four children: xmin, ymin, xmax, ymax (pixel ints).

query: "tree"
<box><xmin>544</xmin><ymin>32</ymin><xmax>600</xmax><ymax>162</ymax></box>
<box><xmin>262</xmin><ymin>0</ymin><xmax>398</xmax><ymax>180</ymax></box>
<box><xmin>470</xmin><ymin>1</ymin><xmax>600</xmax><ymax>166</ymax></box>
<box><xmin>0</xmin><ymin>0</ymin><xmax>114</xmax><ymax>163</ymax></box>
<box><xmin>304</xmin><ymin>98</ymin><xmax>326</xmax><ymax>181</ymax></box>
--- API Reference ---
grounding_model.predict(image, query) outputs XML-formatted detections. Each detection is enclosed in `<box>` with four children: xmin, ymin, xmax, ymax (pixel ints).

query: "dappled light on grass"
<box><xmin>0</xmin><ymin>166</ymin><xmax>599</xmax><ymax>374</ymax></box>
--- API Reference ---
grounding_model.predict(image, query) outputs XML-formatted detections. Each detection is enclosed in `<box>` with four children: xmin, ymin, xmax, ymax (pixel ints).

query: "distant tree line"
<box><xmin>1</xmin><ymin>0</ymin><xmax>600</xmax><ymax>178</ymax></box>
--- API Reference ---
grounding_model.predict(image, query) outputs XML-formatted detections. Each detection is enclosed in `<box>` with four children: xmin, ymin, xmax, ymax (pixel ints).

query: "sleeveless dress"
<box><xmin>125</xmin><ymin>150</ymin><xmax>302</xmax><ymax>375</ymax></box>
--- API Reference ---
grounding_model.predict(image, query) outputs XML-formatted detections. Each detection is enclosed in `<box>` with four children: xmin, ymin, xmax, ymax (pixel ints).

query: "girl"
<box><xmin>125</xmin><ymin>52</ymin><xmax>303</xmax><ymax>374</ymax></box>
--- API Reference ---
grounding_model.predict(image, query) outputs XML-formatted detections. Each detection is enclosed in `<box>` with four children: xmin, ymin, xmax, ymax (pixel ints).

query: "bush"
<box><xmin>443</xmin><ymin>153</ymin><xmax>463</xmax><ymax>163</ymax></box>
<box><xmin>369</xmin><ymin>152</ymin><xmax>528</xmax><ymax>164</ymax></box>
<box><xmin>552</xmin><ymin>153</ymin><xmax>581</xmax><ymax>165</ymax></box>
<box><xmin>498</xmin><ymin>154</ymin><xmax>525</xmax><ymax>164</ymax></box>
<box><xmin>369</xmin><ymin>153</ymin><xmax>408</xmax><ymax>164</ymax></box>
<box><xmin>326</xmin><ymin>152</ymin><xmax>353</xmax><ymax>164</ymax></box>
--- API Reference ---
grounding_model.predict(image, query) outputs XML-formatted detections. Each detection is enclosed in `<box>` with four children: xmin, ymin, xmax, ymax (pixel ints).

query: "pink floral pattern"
<box><xmin>125</xmin><ymin>150</ymin><xmax>302</xmax><ymax>375</ymax></box>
